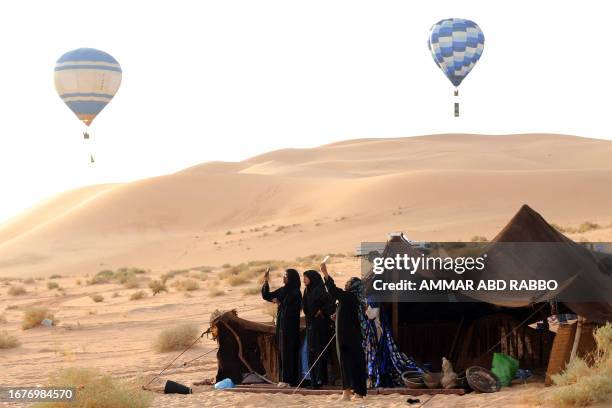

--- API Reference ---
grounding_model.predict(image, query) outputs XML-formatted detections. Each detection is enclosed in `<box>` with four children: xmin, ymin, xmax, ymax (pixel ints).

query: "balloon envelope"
<box><xmin>428</xmin><ymin>18</ymin><xmax>484</xmax><ymax>87</ymax></box>
<box><xmin>54</xmin><ymin>48</ymin><xmax>122</xmax><ymax>126</ymax></box>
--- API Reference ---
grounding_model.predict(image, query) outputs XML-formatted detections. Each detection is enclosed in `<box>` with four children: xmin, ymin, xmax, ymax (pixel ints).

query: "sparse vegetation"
<box><xmin>123</xmin><ymin>277</ymin><xmax>140</xmax><ymax>289</ymax></box>
<box><xmin>173</xmin><ymin>279</ymin><xmax>199</xmax><ymax>291</ymax></box>
<box><xmin>88</xmin><ymin>268</ymin><xmax>146</xmax><ymax>285</ymax></box>
<box><xmin>160</xmin><ymin>269</ymin><xmax>189</xmax><ymax>284</ymax></box>
<box><xmin>242</xmin><ymin>286</ymin><xmax>261</xmax><ymax>296</ymax></box>
<box><xmin>24</xmin><ymin>278</ymin><xmax>36</xmax><ymax>285</ymax></box>
<box><xmin>47</xmin><ymin>282</ymin><xmax>60</xmax><ymax>290</ymax></box>
<box><xmin>148</xmin><ymin>280</ymin><xmax>167</xmax><ymax>296</ymax></box>
<box><xmin>8</xmin><ymin>285</ymin><xmax>27</xmax><ymax>296</ymax></box>
<box><xmin>90</xmin><ymin>294</ymin><xmax>104</xmax><ymax>303</ymax></box>
<box><xmin>549</xmin><ymin>322</ymin><xmax>612</xmax><ymax>406</ymax></box>
<box><xmin>470</xmin><ymin>235</ymin><xmax>488</xmax><ymax>242</ymax></box>
<box><xmin>49</xmin><ymin>274</ymin><xmax>63</xmax><ymax>279</ymax></box>
<box><xmin>31</xmin><ymin>367</ymin><xmax>152</xmax><ymax>408</ymax></box>
<box><xmin>153</xmin><ymin>323</ymin><xmax>199</xmax><ymax>353</ymax></box>
<box><xmin>0</xmin><ymin>330</ymin><xmax>19</xmax><ymax>349</ymax></box>
<box><xmin>553</xmin><ymin>221</ymin><xmax>603</xmax><ymax>235</ymax></box>
<box><xmin>208</xmin><ymin>288</ymin><xmax>225</xmax><ymax>297</ymax></box>
<box><xmin>22</xmin><ymin>307</ymin><xmax>56</xmax><ymax>330</ymax></box>
<box><xmin>129</xmin><ymin>291</ymin><xmax>147</xmax><ymax>301</ymax></box>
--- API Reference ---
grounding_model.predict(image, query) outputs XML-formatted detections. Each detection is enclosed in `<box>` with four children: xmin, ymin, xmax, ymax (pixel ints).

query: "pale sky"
<box><xmin>0</xmin><ymin>0</ymin><xmax>610</xmax><ymax>223</ymax></box>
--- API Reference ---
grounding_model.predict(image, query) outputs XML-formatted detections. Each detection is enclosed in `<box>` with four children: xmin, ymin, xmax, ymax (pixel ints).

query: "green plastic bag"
<box><xmin>491</xmin><ymin>352</ymin><xmax>519</xmax><ymax>386</ymax></box>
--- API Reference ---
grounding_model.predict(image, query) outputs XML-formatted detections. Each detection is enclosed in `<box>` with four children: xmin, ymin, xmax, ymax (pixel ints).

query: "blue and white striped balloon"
<box><xmin>428</xmin><ymin>18</ymin><xmax>484</xmax><ymax>88</ymax></box>
<box><xmin>54</xmin><ymin>48</ymin><xmax>122</xmax><ymax>126</ymax></box>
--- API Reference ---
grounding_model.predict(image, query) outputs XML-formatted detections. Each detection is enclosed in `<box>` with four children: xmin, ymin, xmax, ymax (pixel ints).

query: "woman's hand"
<box><xmin>264</xmin><ymin>267</ymin><xmax>270</xmax><ymax>282</ymax></box>
<box><xmin>320</xmin><ymin>263</ymin><xmax>328</xmax><ymax>278</ymax></box>
<box><xmin>315</xmin><ymin>309</ymin><xmax>323</xmax><ymax>318</ymax></box>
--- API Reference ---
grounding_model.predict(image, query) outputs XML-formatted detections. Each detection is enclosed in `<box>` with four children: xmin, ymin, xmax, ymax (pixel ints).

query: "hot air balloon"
<box><xmin>54</xmin><ymin>48</ymin><xmax>122</xmax><ymax>162</ymax></box>
<box><xmin>428</xmin><ymin>18</ymin><xmax>484</xmax><ymax>117</ymax></box>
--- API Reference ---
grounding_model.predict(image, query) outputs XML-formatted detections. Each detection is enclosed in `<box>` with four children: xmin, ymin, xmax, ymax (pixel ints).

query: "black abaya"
<box><xmin>302</xmin><ymin>270</ymin><xmax>335</xmax><ymax>387</ymax></box>
<box><xmin>325</xmin><ymin>276</ymin><xmax>367</xmax><ymax>396</ymax></box>
<box><xmin>262</xmin><ymin>269</ymin><xmax>302</xmax><ymax>385</ymax></box>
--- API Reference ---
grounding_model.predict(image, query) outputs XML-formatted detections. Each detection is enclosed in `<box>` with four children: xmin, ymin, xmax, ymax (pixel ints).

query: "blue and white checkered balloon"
<box><xmin>428</xmin><ymin>18</ymin><xmax>484</xmax><ymax>88</ymax></box>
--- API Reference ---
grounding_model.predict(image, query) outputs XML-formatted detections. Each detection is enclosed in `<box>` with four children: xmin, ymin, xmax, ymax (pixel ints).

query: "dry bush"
<box><xmin>208</xmin><ymin>288</ymin><xmax>225</xmax><ymax>297</ymax></box>
<box><xmin>24</xmin><ymin>278</ymin><xmax>36</xmax><ymax>285</ymax></box>
<box><xmin>470</xmin><ymin>235</ymin><xmax>488</xmax><ymax>242</ymax></box>
<box><xmin>161</xmin><ymin>269</ymin><xmax>189</xmax><ymax>283</ymax></box>
<box><xmin>263</xmin><ymin>302</ymin><xmax>277</xmax><ymax>324</ymax></box>
<box><xmin>90</xmin><ymin>294</ymin><xmax>104</xmax><ymax>303</ymax></box>
<box><xmin>76</xmin><ymin>279</ymin><xmax>82</xmax><ymax>285</ymax></box>
<box><xmin>227</xmin><ymin>274</ymin><xmax>249</xmax><ymax>286</ymax></box>
<box><xmin>550</xmin><ymin>323</ymin><xmax>612</xmax><ymax>406</ymax></box>
<box><xmin>0</xmin><ymin>330</ymin><xmax>19</xmax><ymax>349</ymax></box>
<box><xmin>123</xmin><ymin>277</ymin><xmax>140</xmax><ymax>289</ymax></box>
<box><xmin>577</xmin><ymin>221</ymin><xmax>601</xmax><ymax>233</ymax></box>
<box><xmin>8</xmin><ymin>285</ymin><xmax>27</xmax><ymax>296</ymax></box>
<box><xmin>88</xmin><ymin>270</ymin><xmax>115</xmax><ymax>285</ymax></box>
<box><xmin>173</xmin><ymin>279</ymin><xmax>200</xmax><ymax>291</ymax></box>
<box><xmin>153</xmin><ymin>323</ymin><xmax>199</xmax><ymax>352</ymax></box>
<box><xmin>242</xmin><ymin>286</ymin><xmax>261</xmax><ymax>296</ymax></box>
<box><xmin>31</xmin><ymin>367</ymin><xmax>152</xmax><ymax>408</ymax></box>
<box><xmin>129</xmin><ymin>291</ymin><xmax>147</xmax><ymax>301</ymax></box>
<box><xmin>47</xmin><ymin>282</ymin><xmax>60</xmax><ymax>290</ymax></box>
<box><xmin>148</xmin><ymin>280</ymin><xmax>167</xmax><ymax>296</ymax></box>
<box><xmin>22</xmin><ymin>307</ymin><xmax>56</xmax><ymax>330</ymax></box>
<box><xmin>5</xmin><ymin>305</ymin><xmax>19</xmax><ymax>310</ymax></box>
<box><xmin>49</xmin><ymin>274</ymin><xmax>63</xmax><ymax>279</ymax></box>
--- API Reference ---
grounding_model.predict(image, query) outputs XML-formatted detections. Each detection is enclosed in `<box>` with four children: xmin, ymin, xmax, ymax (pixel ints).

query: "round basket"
<box><xmin>401</xmin><ymin>371</ymin><xmax>425</xmax><ymax>389</ymax></box>
<box><xmin>465</xmin><ymin>366</ymin><xmax>502</xmax><ymax>393</ymax></box>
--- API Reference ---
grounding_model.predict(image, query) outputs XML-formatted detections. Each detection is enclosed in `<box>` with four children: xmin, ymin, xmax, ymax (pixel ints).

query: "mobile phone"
<box><xmin>322</xmin><ymin>256</ymin><xmax>330</xmax><ymax>264</ymax></box>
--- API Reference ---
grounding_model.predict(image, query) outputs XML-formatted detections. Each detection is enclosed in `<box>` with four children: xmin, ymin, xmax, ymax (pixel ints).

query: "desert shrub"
<box><xmin>470</xmin><ymin>235</ymin><xmax>488</xmax><ymax>242</ymax></box>
<box><xmin>242</xmin><ymin>286</ymin><xmax>261</xmax><ymax>295</ymax></box>
<box><xmin>88</xmin><ymin>270</ymin><xmax>115</xmax><ymax>285</ymax></box>
<box><xmin>5</xmin><ymin>305</ymin><xmax>19</xmax><ymax>310</ymax></box>
<box><xmin>90</xmin><ymin>295</ymin><xmax>104</xmax><ymax>303</ymax></box>
<box><xmin>24</xmin><ymin>278</ymin><xmax>36</xmax><ymax>285</ymax></box>
<box><xmin>123</xmin><ymin>277</ymin><xmax>140</xmax><ymax>289</ymax></box>
<box><xmin>161</xmin><ymin>269</ymin><xmax>189</xmax><ymax>284</ymax></box>
<box><xmin>550</xmin><ymin>323</ymin><xmax>612</xmax><ymax>406</ymax></box>
<box><xmin>149</xmin><ymin>280</ymin><xmax>167</xmax><ymax>296</ymax></box>
<box><xmin>577</xmin><ymin>221</ymin><xmax>601</xmax><ymax>233</ymax></box>
<box><xmin>31</xmin><ymin>367</ymin><xmax>152</xmax><ymax>408</ymax></box>
<box><xmin>227</xmin><ymin>274</ymin><xmax>249</xmax><ymax>286</ymax></box>
<box><xmin>174</xmin><ymin>279</ymin><xmax>199</xmax><ymax>291</ymax></box>
<box><xmin>49</xmin><ymin>274</ymin><xmax>63</xmax><ymax>279</ymax></box>
<box><xmin>0</xmin><ymin>330</ymin><xmax>19</xmax><ymax>349</ymax></box>
<box><xmin>208</xmin><ymin>288</ymin><xmax>225</xmax><ymax>297</ymax></box>
<box><xmin>129</xmin><ymin>291</ymin><xmax>147</xmax><ymax>301</ymax></box>
<box><xmin>47</xmin><ymin>282</ymin><xmax>60</xmax><ymax>290</ymax></box>
<box><xmin>22</xmin><ymin>307</ymin><xmax>56</xmax><ymax>330</ymax></box>
<box><xmin>153</xmin><ymin>323</ymin><xmax>199</xmax><ymax>352</ymax></box>
<box><xmin>8</xmin><ymin>285</ymin><xmax>27</xmax><ymax>296</ymax></box>
<box><xmin>263</xmin><ymin>302</ymin><xmax>277</xmax><ymax>324</ymax></box>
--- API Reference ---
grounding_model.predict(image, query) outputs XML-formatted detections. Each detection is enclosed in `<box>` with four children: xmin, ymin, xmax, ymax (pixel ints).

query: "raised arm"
<box><xmin>261</xmin><ymin>268</ymin><xmax>281</xmax><ymax>302</ymax></box>
<box><xmin>321</xmin><ymin>263</ymin><xmax>348</xmax><ymax>301</ymax></box>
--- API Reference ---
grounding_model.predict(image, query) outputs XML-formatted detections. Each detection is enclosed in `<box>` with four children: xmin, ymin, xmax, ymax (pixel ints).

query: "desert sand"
<box><xmin>1</xmin><ymin>134</ymin><xmax>612</xmax><ymax>278</ymax></box>
<box><xmin>1</xmin><ymin>134</ymin><xmax>612</xmax><ymax>407</ymax></box>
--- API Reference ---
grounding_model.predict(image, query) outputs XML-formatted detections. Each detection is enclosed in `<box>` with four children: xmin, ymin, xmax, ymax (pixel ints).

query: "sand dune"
<box><xmin>1</xmin><ymin>133</ymin><xmax>612</xmax><ymax>277</ymax></box>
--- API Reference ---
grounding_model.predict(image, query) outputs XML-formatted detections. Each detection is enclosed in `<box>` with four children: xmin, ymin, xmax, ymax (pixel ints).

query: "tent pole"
<box><xmin>569</xmin><ymin>316</ymin><xmax>583</xmax><ymax>363</ymax></box>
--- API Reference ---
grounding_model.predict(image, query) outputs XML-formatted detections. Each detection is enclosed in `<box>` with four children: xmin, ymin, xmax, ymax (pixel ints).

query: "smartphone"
<box><xmin>322</xmin><ymin>256</ymin><xmax>330</xmax><ymax>264</ymax></box>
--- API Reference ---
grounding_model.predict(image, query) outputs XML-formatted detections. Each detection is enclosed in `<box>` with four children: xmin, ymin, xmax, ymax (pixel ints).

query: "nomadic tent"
<box><xmin>368</xmin><ymin>204</ymin><xmax>612</xmax><ymax>372</ymax></box>
<box><xmin>211</xmin><ymin>205</ymin><xmax>612</xmax><ymax>383</ymax></box>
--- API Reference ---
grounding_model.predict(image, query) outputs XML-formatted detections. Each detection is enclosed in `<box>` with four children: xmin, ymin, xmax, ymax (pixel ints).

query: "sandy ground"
<box><xmin>1</xmin><ymin>258</ymin><xmax>610</xmax><ymax>407</ymax></box>
<box><xmin>1</xmin><ymin>134</ymin><xmax>612</xmax><ymax>278</ymax></box>
<box><xmin>1</xmin><ymin>134</ymin><xmax>612</xmax><ymax>407</ymax></box>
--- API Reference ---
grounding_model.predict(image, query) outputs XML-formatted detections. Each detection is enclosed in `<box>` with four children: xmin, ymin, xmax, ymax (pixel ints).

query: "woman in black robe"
<box><xmin>302</xmin><ymin>269</ymin><xmax>335</xmax><ymax>388</ymax></box>
<box><xmin>262</xmin><ymin>268</ymin><xmax>302</xmax><ymax>386</ymax></box>
<box><xmin>321</xmin><ymin>263</ymin><xmax>367</xmax><ymax>400</ymax></box>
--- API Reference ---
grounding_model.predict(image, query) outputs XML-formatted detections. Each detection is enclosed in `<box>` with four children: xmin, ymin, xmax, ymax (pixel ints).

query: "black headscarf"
<box><xmin>303</xmin><ymin>269</ymin><xmax>323</xmax><ymax>288</ymax></box>
<box><xmin>284</xmin><ymin>268</ymin><xmax>301</xmax><ymax>290</ymax></box>
<box><xmin>302</xmin><ymin>270</ymin><xmax>332</xmax><ymax>321</ymax></box>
